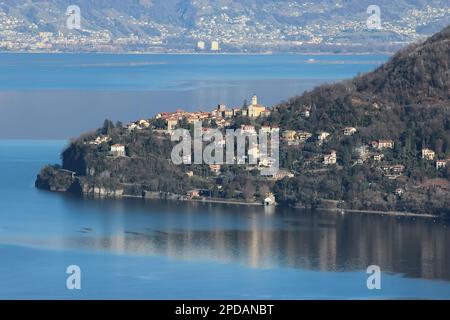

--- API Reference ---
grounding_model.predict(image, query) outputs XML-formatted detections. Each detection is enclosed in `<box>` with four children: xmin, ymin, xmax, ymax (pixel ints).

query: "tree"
<box><xmin>242</xmin><ymin>181</ymin><xmax>256</xmax><ymax>201</ymax></box>
<box><xmin>102</xmin><ymin>119</ymin><xmax>115</xmax><ymax>135</ymax></box>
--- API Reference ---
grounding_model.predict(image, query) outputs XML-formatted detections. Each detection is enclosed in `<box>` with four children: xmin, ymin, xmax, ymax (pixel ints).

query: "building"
<box><xmin>297</xmin><ymin>131</ymin><xmax>312</xmax><ymax>142</ymax></box>
<box><xmin>300</xmin><ymin>110</ymin><xmax>310</xmax><ymax>118</ymax></box>
<box><xmin>111</xmin><ymin>144</ymin><xmax>126</xmax><ymax>157</ymax></box>
<box><xmin>354</xmin><ymin>145</ymin><xmax>369</xmax><ymax>160</ymax></box>
<box><xmin>197</xmin><ymin>41</ymin><xmax>205</xmax><ymax>50</ymax></box>
<box><xmin>260</xmin><ymin>109</ymin><xmax>271</xmax><ymax>117</ymax></box>
<box><xmin>223</xmin><ymin>109</ymin><xmax>234</xmax><ymax>118</ymax></box>
<box><xmin>271</xmin><ymin>170</ymin><xmax>294</xmax><ymax>180</ymax></box>
<box><xmin>240</xmin><ymin>125</ymin><xmax>256</xmax><ymax>134</ymax></box>
<box><xmin>323</xmin><ymin>150</ymin><xmax>337</xmax><ymax>165</ymax></box>
<box><xmin>282</xmin><ymin>130</ymin><xmax>297</xmax><ymax>141</ymax></box>
<box><xmin>264</xmin><ymin>193</ymin><xmax>276</xmax><ymax>206</ymax></box>
<box><xmin>436</xmin><ymin>160</ymin><xmax>447</xmax><ymax>169</ymax></box>
<box><xmin>217</xmin><ymin>104</ymin><xmax>226</xmax><ymax>112</ymax></box>
<box><xmin>211</xmin><ymin>40</ymin><xmax>219</xmax><ymax>51</ymax></box>
<box><xmin>259</xmin><ymin>126</ymin><xmax>279</xmax><ymax>135</ymax></box>
<box><xmin>343</xmin><ymin>127</ymin><xmax>357</xmax><ymax>136</ymax></box>
<box><xmin>182</xmin><ymin>154</ymin><xmax>192</xmax><ymax>164</ymax></box>
<box><xmin>137</xmin><ymin>119</ymin><xmax>150</xmax><ymax>128</ymax></box>
<box><xmin>186</xmin><ymin>116</ymin><xmax>199</xmax><ymax>124</ymax></box>
<box><xmin>209</xmin><ymin>164</ymin><xmax>221</xmax><ymax>175</ymax></box>
<box><xmin>373</xmin><ymin>153</ymin><xmax>384</xmax><ymax>161</ymax></box>
<box><xmin>317</xmin><ymin>131</ymin><xmax>330</xmax><ymax>141</ymax></box>
<box><xmin>186</xmin><ymin>189</ymin><xmax>200</xmax><ymax>198</ymax></box>
<box><xmin>382</xmin><ymin>164</ymin><xmax>405</xmax><ymax>178</ymax></box>
<box><xmin>185</xmin><ymin>171</ymin><xmax>194</xmax><ymax>177</ymax></box>
<box><xmin>372</xmin><ymin>140</ymin><xmax>394</xmax><ymax>150</ymax></box>
<box><xmin>232</xmin><ymin>108</ymin><xmax>241</xmax><ymax>117</ymax></box>
<box><xmin>125</xmin><ymin>119</ymin><xmax>151</xmax><ymax>131</ymax></box>
<box><xmin>317</xmin><ymin>132</ymin><xmax>330</xmax><ymax>143</ymax></box>
<box><xmin>260</xmin><ymin>126</ymin><xmax>272</xmax><ymax>134</ymax></box>
<box><xmin>391</xmin><ymin>165</ymin><xmax>405</xmax><ymax>174</ymax></box>
<box><xmin>127</xmin><ymin>122</ymin><xmax>139</xmax><ymax>131</ymax></box>
<box><xmin>259</xmin><ymin>157</ymin><xmax>276</xmax><ymax>168</ymax></box>
<box><xmin>246</xmin><ymin>95</ymin><xmax>267</xmax><ymax>118</ymax></box>
<box><xmin>248</xmin><ymin>145</ymin><xmax>259</xmax><ymax>162</ymax></box>
<box><xmin>422</xmin><ymin>148</ymin><xmax>436</xmax><ymax>160</ymax></box>
<box><xmin>166</xmin><ymin>118</ymin><xmax>178</xmax><ymax>133</ymax></box>
<box><xmin>271</xmin><ymin>126</ymin><xmax>280</xmax><ymax>133</ymax></box>
<box><xmin>87</xmin><ymin>135</ymin><xmax>111</xmax><ymax>145</ymax></box>
<box><xmin>378</xmin><ymin>140</ymin><xmax>394</xmax><ymax>149</ymax></box>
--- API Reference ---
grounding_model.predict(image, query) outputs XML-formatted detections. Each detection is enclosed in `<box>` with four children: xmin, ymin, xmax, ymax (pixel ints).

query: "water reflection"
<box><xmin>59</xmin><ymin>197</ymin><xmax>450</xmax><ymax>282</ymax></box>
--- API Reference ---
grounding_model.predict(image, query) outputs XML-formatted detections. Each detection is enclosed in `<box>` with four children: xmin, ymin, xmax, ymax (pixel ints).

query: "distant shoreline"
<box><xmin>0</xmin><ymin>50</ymin><xmax>395</xmax><ymax>56</ymax></box>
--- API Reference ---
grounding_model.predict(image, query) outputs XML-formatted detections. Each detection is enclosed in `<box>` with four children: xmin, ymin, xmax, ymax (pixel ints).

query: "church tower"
<box><xmin>251</xmin><ymin>94</ymin><xmax>258</xmax><ymax>106</ymax></box>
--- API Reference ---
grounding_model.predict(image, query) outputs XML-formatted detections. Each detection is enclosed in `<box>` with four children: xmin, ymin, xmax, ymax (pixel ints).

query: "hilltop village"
<box><xmin>50</xmin><ymin>91</ymin><xmax>448</xmax><ymax>215</ymax></box>
<box><xmin>89</xmin><ymin>94</ymin><xmax>449</xmax><ymax>185</ymax></box>
<box><xmin>36</xmin><ymin>26</ymin><xmax>450</xmax><ymax>216</ymax></box>
<box><xmin>35</xmin><ymin>92</ymin><xmax>450</xmax><ymax>215</ymax></box>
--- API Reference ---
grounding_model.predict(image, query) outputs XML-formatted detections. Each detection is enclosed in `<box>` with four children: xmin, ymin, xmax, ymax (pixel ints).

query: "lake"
<box><xmin>0</xmin><ymin>53</ymin><xmax>386</xmax><ymax>139</ymax></box>
<box><xmin>0</xmin><ymin>54</ymin><xmax>449</xmax><ymax>299</ymax></box>
<box><xmin>1</xmin><ymin>141</ymin><xmax>450</xmax><ymax>299</ymax></box>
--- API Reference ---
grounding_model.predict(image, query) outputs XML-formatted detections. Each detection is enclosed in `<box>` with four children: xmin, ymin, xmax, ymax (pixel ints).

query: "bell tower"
<box><xmin>251</xmin><ymin>94</ymin><xmax>258</xmax><ymax>106</ymax></box>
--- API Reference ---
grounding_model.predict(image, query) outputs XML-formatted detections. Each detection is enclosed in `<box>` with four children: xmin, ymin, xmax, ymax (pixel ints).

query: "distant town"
<box><xmin>0</xmin><ymin>3</ymin><xmax>448</xmax><ymax>53</ymax></box>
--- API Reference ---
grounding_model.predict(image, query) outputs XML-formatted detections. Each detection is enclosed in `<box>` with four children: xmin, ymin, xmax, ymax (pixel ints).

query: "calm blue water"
<box><xmin>0</xmin><ymin>140</ymin><xmax>450</xmax><ymax>299</ymax></box>
<box><xmin>0</xmin><ymin>53</ymin><xmax>386</xmax><ymax>91</ymax></box>
<box><xmin>0</xmin><ymin>53</ymin><xmax>387</xmax><ymax>139</ymax></box>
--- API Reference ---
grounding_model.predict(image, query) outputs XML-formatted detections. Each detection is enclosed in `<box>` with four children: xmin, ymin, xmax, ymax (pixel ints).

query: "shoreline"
<box><xmin>139</xmin><ymin>193</ymin><xmax>264</xmax><ymax>207</ymax></box>
<box><xmin>0</xmin><ymin>50</ymin><xmax>395</xmax><ymax>56</ymax></box>
<box><xmin>114</xmin><ymin>193</ymin><xmax>441</xmax><ymax>219</ymax></box>
<box><xmin>322</xmin><ymin>207</ymin><xmax>438</xmax><ymax>219</ymax></box>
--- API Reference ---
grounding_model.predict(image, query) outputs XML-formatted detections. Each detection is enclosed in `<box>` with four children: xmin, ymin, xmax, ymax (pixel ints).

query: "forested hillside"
<box><xmin>36</xmin><ymin>25</ymin><xmax>450</xmax><ymax>216</ymax></box>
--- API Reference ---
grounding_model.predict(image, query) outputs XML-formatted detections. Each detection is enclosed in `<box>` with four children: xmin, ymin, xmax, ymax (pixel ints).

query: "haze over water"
<box><xmin>1</xmin><ymin>53</ymin><xmax>450</xmax><ymax>299</ymax></box>
<box><xmin>0</xmin><ymin>53</ymin><xmax>385</xmax><ymax>139</ymax></box>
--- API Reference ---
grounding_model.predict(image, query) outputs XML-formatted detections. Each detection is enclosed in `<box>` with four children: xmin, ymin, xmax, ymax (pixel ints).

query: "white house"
<box><xmin>422</xmin><ymin>148</ymin><xmax>436</xmax><ymax>160</ymax></box>
<box><xmin>343</xmin><ymin>127</ymin><xmax>357</xmax><ymax>136</ymax></box>
<box><xmin>436</xmin><ymin>160</ymin><xmax>447</xmax><ymax>169</ymax></box>
<box><xmin>323</xmin><ymin>150</ymin><xmax>337</xmax><ymax>165</ymax></box>
<box><xmin>111</xmin><ymin>144</ymin><xmax>126</xmax><ymax>157</ymax></box>
<box><xmin>264</xmin><ymin>193</ymin><xmax>276</xmax><ymax>206</ymax></box>
<box><xmin>317</xmin><ymin>131</ymin><xmax>330</xmax><ymax>142</ymax></box>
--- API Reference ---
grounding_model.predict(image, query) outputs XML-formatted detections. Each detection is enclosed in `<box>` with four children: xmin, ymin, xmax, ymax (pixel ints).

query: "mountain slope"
<box><xmin>354</xmin><ymin>25</ymin><xmax>450</xmax><ymax>104</ymax></box>
<box><xmin>276</xmin><ymin>24</ymin><xmax>450</xmax><ymax>125</ymax></box>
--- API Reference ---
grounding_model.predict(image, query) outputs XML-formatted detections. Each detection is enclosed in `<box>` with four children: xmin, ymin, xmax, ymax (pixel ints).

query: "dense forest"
<box><xmin>36</xmin><ymin>25</ymin><xmax>450</xmax><ymax>216</ymax></box>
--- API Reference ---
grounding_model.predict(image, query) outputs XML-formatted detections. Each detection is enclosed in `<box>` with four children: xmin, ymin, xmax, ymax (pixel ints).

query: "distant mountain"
<box><xmin>1</xmin><ymin>0</ymin><xmax>449</xmax><ymax>52</ymax></box>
